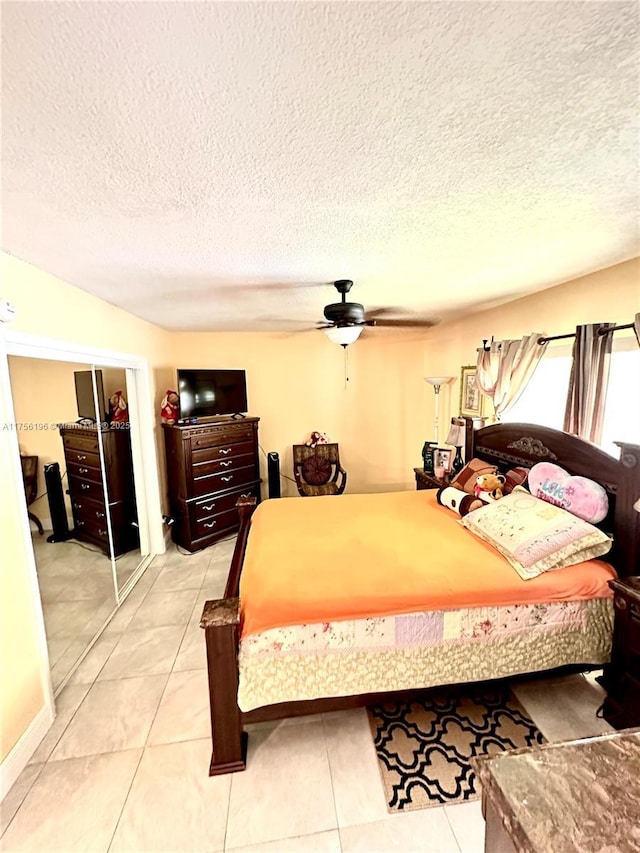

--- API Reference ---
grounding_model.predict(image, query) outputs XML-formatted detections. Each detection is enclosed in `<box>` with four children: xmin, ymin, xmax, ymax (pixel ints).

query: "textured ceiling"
<box><xmin>2</xmin><ymin>1</ymin><xmax>639</xmax><ymax>332</ymax></box>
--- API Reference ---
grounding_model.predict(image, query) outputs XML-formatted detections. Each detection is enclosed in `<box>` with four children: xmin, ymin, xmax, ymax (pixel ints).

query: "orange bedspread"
<box><xmin>239</xmin><ymin>490</ymin><xmax>616</xmax><ymax>638</ymax></box>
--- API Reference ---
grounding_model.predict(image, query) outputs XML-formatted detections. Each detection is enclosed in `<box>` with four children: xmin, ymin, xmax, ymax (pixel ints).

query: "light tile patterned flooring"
<box><xmin>31</xmin><ymin>531</ymin><xmax>143</xmax><ymax>691</ymax></box>
<box><xmin>1</xmin><ymin>537</ymin><xmax>614</xmax><ymax>852</ymax></box>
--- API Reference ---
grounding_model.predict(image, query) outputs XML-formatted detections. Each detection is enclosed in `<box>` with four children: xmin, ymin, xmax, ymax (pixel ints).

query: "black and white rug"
<box><xmin>367</xmin><ymin>688</ymin><xmax>545</xmax><ymax>812</ymax></box>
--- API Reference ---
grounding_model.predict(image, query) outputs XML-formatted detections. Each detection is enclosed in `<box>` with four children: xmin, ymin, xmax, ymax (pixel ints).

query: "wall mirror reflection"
<box><xmin>7</xmin><ymin>356</ymin><xmax>146</xmax><ymax>692</ymax></box>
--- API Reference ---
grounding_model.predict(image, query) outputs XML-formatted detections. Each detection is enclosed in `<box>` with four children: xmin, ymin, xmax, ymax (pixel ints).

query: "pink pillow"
<box><xmin>528</xmin><ymin>462</ymin><xmax>609</xmax><ymax>524</ymax></box>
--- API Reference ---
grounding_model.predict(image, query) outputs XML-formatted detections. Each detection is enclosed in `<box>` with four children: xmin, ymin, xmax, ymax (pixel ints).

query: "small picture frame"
<box><xmin>459</xmin><ymin>365</ymin><xmax>485</xmax><ymax>418</ymax></box>
<box><xmin>434</xmin><ymin>447</ymin><xmax>453</xmax><ymax>474</ymax></box>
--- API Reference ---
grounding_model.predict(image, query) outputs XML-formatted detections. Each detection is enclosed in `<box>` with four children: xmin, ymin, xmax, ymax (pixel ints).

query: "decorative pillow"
<box><xmin>301</xmin><ymin>455</ymin><xmax>332</xmax><ymax>485</ymax></box>
<box><xmin>503</xmin><ymin>466</ymin><xmax>529</xmax><ymax>495</ymax></box>
<box><xmin>450</xmin><ymin>458</ymin><xmax>498</xmax><ymax>495</ymax></box>
<box><xmin>460</xmin><ymin>490</ymin><xmax>612</xmax><ymax>580</ymax></box>
<box><xmin>436</xmin><ymin>485</ymin><xmax>484</xmax><ymax>517</ymax></box>
<box><xmin>528</xmin><ymin>462</ymin><xmax>609</xmax><ymax>524</ymax></box>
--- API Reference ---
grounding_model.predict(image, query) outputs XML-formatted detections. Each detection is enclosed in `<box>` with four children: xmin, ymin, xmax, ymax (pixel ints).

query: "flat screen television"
<box><xmin>177</xmin><ymin>369</ymin><xmax>248</xmax><ymax>418</ymax></box>
<box><xmin>74</xmin><ymin>369</ymin><xmax>108</xmax><ymax>422</ymax></box>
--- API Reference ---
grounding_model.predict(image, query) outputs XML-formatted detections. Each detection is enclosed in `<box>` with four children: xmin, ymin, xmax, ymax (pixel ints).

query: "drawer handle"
<box><xmin>79</xmin><ymin>467</ymin><xmax>89</xmax><ymax>474</ymax></box>
<box><xmin>201</xmin><ymin>504</ymin><xmax>215</xmax><ymax>512</ymax></box>
<box><xmin>220</xmin><ymin>460</ymin><xmax>233</xmax><ymax>467</ymax></box>
<box><xmin>81</xmin><ymin>483</ymin><xmax>91</xmax><ymax>490</ymax></box>
<box><xmin>77</xmin><ymin>520</ymin><xmax>85</xmax><ymax>527</ymax></box>
<box><xmin>77</xmin><ymin>454</ymin><xmax>87</xmax><ymax>461</ymax></box>
<box><xmin>614</xmin><ymin>596</ymin><xmax>628</xmax><ymax>611</ymax></box>
<box><xmin>240</xmin><ymin>492</ymin><xmax>251</xmax><ymax>498</ymax></box>
<box><xmin>95</xmin><ymin>511</ymin><xmax>105</xmax><ymax>519</ymax></box>
<box><xmin>219</xmin><ymin>448</ymin><xmax>232</xmax><ymax>455</ymax></box>
<box><xmin>73</xmin><ymin>502</ymin><xmax>82</xmax><ymax>510</ymax></box>
<box><xmin>98</xmin><ymin>528</ymin><xmax>107</xmax><ymax>536</ymax></box>
<box><xmin>204</xmin><ymin>521</ymin><xmax>217</xmax><ymax>529</ymax></box>
<box><xmin>221</xmin><ymin>475</ymin><xmax>233</xmax><ymax>482</ymax></box>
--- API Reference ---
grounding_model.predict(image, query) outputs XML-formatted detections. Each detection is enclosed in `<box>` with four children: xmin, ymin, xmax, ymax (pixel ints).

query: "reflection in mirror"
<box><xmin>95</xmin><ymin>366</ymin><xmax>143</xmax><ymax>599</ymax></box>
<box><xmin>7</xmin><ymin>356</ymin><xmax>118</xmax><ymax>692</ymax></box>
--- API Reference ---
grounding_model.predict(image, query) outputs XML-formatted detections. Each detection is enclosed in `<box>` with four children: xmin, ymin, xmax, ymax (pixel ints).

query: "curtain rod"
<box><xmin>478</xmin><ymin>322</ymin><xmax>634</xmax><ymax>351</ymax></box>
<box><xmin>538</xmin><ymin>322</ymin><xmax>634</xmax><ymax>345</ymax></box>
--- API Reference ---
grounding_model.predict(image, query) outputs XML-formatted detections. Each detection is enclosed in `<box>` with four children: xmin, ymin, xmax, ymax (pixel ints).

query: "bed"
<box><xmin>201</xmin><ymin>421</ymin><xmax>640</xmax><ymax>775</ymax></box>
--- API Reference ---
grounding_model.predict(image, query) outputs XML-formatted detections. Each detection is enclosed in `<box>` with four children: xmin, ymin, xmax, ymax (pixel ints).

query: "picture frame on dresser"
<box><xmin>434</xmin><ymin>446</ymin><xmax>453</xmax><ymax>473</ymax></box>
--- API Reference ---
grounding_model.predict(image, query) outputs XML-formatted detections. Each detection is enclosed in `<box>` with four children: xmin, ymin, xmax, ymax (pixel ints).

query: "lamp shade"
<box><xmin>445</xmin><ymin>418</ymin><xmax>466</xmax><ymax>447</ymax></box>
<box><xmin>424</xmin><ymin>376</ymin><xmax>453</xmax><ymax>390</ymax></box>
<box><xmin>325</xmin><ymin>325</ymin><xmax>363</xmax><ymax>347</ymax></box>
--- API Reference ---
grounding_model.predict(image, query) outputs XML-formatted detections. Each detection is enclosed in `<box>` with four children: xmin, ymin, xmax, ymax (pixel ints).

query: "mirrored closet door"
<box><xmin>7</xmin><ymin>357</ymin><xmax>147</xmax><ymax>692</ymax></box>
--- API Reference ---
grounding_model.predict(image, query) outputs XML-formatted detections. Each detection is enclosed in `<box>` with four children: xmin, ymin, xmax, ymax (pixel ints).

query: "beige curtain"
<box><xmin>476</xmin><ymin>332</ymin><xmax>547</xmax><ymax>419</ymax></box>
<box><xmin>563</xmin><ymin>323</ymin><xmax>615</xmax><ymax>443</ymax></box>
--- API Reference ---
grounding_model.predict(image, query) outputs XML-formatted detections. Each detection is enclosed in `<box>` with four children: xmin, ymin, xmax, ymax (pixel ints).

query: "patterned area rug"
<box><xmin>367</xmin><ymin>688</ymin><xmax>545</xmax><ymax>812</ymax></box>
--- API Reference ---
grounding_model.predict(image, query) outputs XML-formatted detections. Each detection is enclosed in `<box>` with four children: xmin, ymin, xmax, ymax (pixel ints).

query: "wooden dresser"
<box><xmin>163</xmin><ymin>417</ymin><xmax>261</xmax><ymax>552</ymax></box>
<box><xmin>60</xmin><ymin>423</ymin><xmax>139</xmax><ymax>558</ymax></box>
<box><xmin>602</xmin><ymin>576</ymin><xmax>640</xmax><ymax>729</ymax></box>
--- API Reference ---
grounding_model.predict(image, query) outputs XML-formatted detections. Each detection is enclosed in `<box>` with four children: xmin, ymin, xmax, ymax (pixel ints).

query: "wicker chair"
<box><xmin>292</xmin><ymin>443</ymin><xmax>347</xmax><ymax>497</ymax></box>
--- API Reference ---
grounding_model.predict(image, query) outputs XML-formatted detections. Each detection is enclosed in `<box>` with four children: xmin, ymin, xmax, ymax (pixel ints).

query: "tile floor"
<box><xmin>1</xmin><ymin>537</ymin><xmax>614</xmax><ymax>852</ymax></box>
<box><xmin>32</xmin><ymin>530</ymin><xmax>144</xmax><ymax>691</ymax></box>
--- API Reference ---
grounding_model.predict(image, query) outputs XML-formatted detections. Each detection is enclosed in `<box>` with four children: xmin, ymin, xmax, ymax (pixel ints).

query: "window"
<box><xmin>501</xmin><ymin>336</ymin><xmax>640</xmax><ymax>457</ymax></box>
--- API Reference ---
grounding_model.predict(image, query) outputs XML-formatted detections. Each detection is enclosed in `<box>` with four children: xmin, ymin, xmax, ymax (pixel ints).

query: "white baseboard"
<box><xmin>0</xmin><ymin>704</ymin><xmax>54</xmax><ymax>802</ymax></box>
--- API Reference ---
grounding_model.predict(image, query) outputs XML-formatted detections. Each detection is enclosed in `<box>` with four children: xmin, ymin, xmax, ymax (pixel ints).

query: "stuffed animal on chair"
<box><xmin>305</xmin><ymin>431</ymin><xmax>328</xmax><ymax>448</ymax></box>
<box><xmin>474</xmin><ymin>472</ymin><xmax>507</xmax><ymax>501</ymax></box>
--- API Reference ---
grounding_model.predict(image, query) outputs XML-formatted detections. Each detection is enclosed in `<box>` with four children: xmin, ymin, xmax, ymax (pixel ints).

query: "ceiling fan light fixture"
<box><xmin>324</xmin><ymin>325</ymin><xmax>364</xmax><ymax>348</ymax></box>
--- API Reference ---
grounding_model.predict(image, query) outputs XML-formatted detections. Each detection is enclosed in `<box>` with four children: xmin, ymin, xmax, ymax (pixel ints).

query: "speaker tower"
<box><xmin>267</xmin><ymin>452</ymin><xmax>281</xmax><ymax>499</ymax></box>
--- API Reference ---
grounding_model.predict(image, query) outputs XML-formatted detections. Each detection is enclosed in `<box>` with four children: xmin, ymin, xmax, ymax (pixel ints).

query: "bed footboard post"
<box><xmin>201</xmin><ymin>598</ymin><xmax>247</xmax><ymax>775</ymax></box>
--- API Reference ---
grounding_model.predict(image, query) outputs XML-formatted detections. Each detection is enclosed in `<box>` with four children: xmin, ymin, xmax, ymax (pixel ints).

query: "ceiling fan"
<box><xmin>317</xmin><ymin>280</ymin><xmax>437</xmax><ymax>347</ymax></box>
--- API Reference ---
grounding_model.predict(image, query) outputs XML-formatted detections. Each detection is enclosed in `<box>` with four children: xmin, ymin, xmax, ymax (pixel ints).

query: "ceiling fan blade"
<box><xmin>371</xmin><ymin>318</ymin><xmax>438</xmax><ymax>328</ymax></box>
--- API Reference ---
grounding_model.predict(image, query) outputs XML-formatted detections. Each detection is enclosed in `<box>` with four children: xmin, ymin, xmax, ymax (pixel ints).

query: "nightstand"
<box><xmin>601</xmin><ymin>576</ymin><xmax>640</xmax><ymax>729</ymax></box>
<box><xmin>414</xmin><ymin>468</ymin><xmax>449</xmax><ymax>491</ymax></box>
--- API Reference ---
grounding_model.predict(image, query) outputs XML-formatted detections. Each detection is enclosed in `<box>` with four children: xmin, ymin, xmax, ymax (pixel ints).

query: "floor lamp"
<box><xmin>424</xmin><ymin>376</ymin><xmax>453</xmax><ymax>443</ymax></box>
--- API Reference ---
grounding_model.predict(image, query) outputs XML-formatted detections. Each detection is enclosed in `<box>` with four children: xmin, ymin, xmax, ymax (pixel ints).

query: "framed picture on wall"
<box><xmin>459</xmin><ymin>365</ymin><xmax>485</xmax><ymax>418</ymax></box>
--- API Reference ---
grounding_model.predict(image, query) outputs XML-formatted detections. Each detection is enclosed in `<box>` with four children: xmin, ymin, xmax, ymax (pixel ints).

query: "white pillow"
<box><xmin>460</xmin><ymin>490</ymin><xmax>612</xmax><ymax>580</ymax></box>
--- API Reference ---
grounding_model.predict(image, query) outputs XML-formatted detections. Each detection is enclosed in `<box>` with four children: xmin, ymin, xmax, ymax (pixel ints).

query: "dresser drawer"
<box><xmin>192</xmin><ymin>507</ymin><xmax>242</xmax><ymax>541</ymax></box>
<box><xmin>193</xmin><ymin>450</ymin><xmax>255</xmax><ymax>478</ymax></box>
<box><xmin>191</xmin><ymin>484</ymin><xmax>259</xmax><ymax>522</ymax></box>
<box><xmin>74</xmin><ymin>513</ymin><xmax>111</xmax><ymax>542</ymax></box>
<box><xmin>63</xmin><ymin>432</ymin><xmax>101</xmax><ymax>453</ymax></box>
<box><xmin>193</xmin><ymin>465</ymin><xmax>256</xmax><ymax>497</ymax></box>
<box><xmin>191</xmin><ymin>425</ymin><xmax>254</xmax><ymax>450</ymax></box>
<box><xmin>67</xmin><ymin>461</ymin><xmax>103</xmax><ymax>484</ymax></box>
<box><xmin>65</xmin><ymin>447</ymin><xmax>101</xmax><ymax>467</ymax></box>
<box><xmin>71</xmin><ymin>495</ymin><xmax>108</xmax><ymax>524</ymax></box>
<box><xmin>68</xmin><ymin>475</ymin><xmax>105</xmax><ymax>502</ymax></box>
<box><xmin>192</xmin><ymin>439</ymin><xmax>255</xmax><ymax>465</ymax></box>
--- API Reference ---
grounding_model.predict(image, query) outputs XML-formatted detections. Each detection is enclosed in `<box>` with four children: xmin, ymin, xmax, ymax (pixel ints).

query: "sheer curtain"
<box><xmin>563</xmin><ymin>323</ymin><xmax>615</xmax><ymax>443</ymax></box>
<box><xmin>476</xmin><ymin>333</ymin><xmax>547</xmax><ymax>419</ymax></box>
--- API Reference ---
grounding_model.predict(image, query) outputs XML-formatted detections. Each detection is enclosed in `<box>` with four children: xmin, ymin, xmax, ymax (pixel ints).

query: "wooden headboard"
<box><xmin>467</xmin><ymin>420</ymin><xmax>640</xmax><ymax>578</ymax></box>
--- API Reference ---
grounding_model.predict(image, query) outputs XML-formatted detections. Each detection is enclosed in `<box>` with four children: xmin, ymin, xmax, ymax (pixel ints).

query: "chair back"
<box><xmin>292</xmin><ymin>444</ymin><xmax>346</xmax><ymax>496</ymax></box>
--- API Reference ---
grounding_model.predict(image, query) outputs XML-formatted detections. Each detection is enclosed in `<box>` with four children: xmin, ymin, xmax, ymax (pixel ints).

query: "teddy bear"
<box><xmin>305</xmin><ymin>431</ymin><xmax>328</xmax><ymax>448</ymax></box>
<box><xmin>109</xmin><ymin>390</ymin><xmax>129</xmax><ymax>423</ymax></box>
<box><xmin>474</xmin><ymin>472</ymin><xmax>507</xmax><ymax>501</ymax></box>
<box><xmin>160</xmin><ymin>390</ymin><xmax>180</xmax><ymax>424</ymax></box>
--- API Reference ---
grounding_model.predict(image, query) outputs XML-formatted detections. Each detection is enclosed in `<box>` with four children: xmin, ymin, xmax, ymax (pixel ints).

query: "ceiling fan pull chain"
<box><xmin>344</xmin><ymin>346</ymin><xmax>350</xmax><ymax>388</ymax></box>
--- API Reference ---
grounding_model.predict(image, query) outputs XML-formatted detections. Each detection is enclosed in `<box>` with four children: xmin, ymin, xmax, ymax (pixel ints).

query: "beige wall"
<box><xmin>8</xmin><ymin>358</ymin><xmax>93</xmax><ymax>521</ymax></box>
<box><xmin>168</xmin><ymin>257</ymin><xmax>638</xmax><ymax>497</ymax></box>
<box><xmin>421</xmin><ymin>256</ymin><xmax>639</xmax><ymax>429</ymax></box>
<box><xmin>1</xmin><ymin>250</ymin><xmax>637</xmax><ymax>767</ymax></box>
<box><xmin>0</xmin><ymin>252</ymin><xmax>170</xmax><ymax>764</ymax></box>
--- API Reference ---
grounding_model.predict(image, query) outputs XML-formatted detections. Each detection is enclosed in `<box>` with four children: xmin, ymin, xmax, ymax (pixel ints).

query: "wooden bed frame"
<box><xmin>200</xmin><ymin>421</ymin><xmax>640</xmax><ymax>775</ymax></box>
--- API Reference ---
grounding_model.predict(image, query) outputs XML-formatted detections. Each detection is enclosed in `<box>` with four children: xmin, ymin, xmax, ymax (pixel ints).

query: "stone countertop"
<box><xmin>472</xmin><ymin>728</ymin><xmax>640</xmax><ymax>853</ymax></box>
